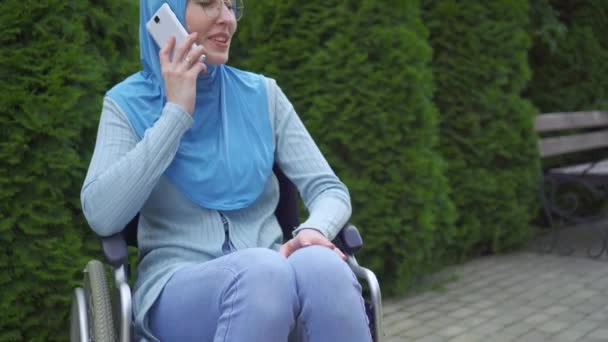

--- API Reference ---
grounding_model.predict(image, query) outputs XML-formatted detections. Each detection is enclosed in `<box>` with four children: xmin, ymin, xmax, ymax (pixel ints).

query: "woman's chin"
<box><xmin>205</xmin><ymin>54</ymin><xmax>229</xmax><ymax>66</ymax></box>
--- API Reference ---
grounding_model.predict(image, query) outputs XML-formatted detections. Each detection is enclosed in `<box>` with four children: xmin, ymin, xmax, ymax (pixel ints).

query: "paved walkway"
<box><xmin>382</xmin><ymin>232</ymin><xmax>608</xmax><ymax>341</ymax></box>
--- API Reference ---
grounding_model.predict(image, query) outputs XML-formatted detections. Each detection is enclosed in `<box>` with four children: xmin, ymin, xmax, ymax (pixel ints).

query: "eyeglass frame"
<box><xmin>199</xmin><ymin>0</ymin><xmax>245</xmax><ymax>21</ymax></box>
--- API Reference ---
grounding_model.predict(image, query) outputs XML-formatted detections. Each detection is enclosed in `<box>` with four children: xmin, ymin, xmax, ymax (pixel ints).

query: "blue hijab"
<box><xmin>107</xmin><ymin>0</ymin><xmax>273</xmax><ymax>210</ymax></box>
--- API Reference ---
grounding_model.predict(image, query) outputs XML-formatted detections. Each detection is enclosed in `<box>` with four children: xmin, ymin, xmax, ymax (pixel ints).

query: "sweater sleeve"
<box><xmin>269</xmin><ymin>79</ymin><xmax>352</xmax><ymax>241</ymax></box>
<box><xmin>80</xmin><ymin>97</ymin><xmax>193</xmax><ymax>237</ymax></box>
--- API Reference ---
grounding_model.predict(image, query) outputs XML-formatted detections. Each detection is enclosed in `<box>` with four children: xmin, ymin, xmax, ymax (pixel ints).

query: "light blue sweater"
<box><xmin>81</xmin><ymin>76</ymin><xmax>352</xmax><ymax>341</ymax></box>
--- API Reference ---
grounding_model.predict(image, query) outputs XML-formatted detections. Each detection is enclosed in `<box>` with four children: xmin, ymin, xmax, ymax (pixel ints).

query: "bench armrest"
<box><xmin>100</xmin><ymin>233</ymin><xmax>128</xmax><ymax>268</ymax></box>
<box><xmin>334</xmin><ymin>223</ymin><xmax>363</xmax><ymax>255</ymax></box>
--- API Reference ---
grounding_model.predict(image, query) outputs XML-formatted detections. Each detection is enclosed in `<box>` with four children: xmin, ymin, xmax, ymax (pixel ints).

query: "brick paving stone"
<box><xmin>544</xmin><ymin>305</ymin><xmax>570</xmax><ymax>315</ymax></box>
<box><xmin>570</xmin><ymin>320</ymin><xmax>603</xmax><ymax>336</ymax></box>
<box><xmin>384</xmin><ymin>337</ymin><xmax>406</xmax><ymax>342</ymax></box>
<box><xmin>501</xmin><ymin>322</ymin><xmax>535</xmax><ymax>337</ymax></box>
<box><xmin>418</xmin><ymin>310</ymin><xmax>442</xmax><ymax>320</ymax></box>
<box><xmin>448</xmin><ymin>333</ymin><xmax>484</xmax><ymax>342</ymax></box>
<box><xmin>528</xmin><ymin>297</ymin><xmax>556</xmax><ymax>309</ymax></box>
<box><xmin>460</xmin><ymin>316</ymin><xmax>488</xmax><ymax>329</ymax></box>
<box><xmin>588</xmin><ymin>310</ymin><xmax>608</xmax><ymax>321</ymax></box>
<box><xmin>384</xmin><ymin>312</ymin><xmax>416</xmax><ymax>327</ymax></box>
<box><xmin>523</xmin><ymin>313</ymin><xmax>551</xmax><ymax>325</ymax></box>
<box><xmin>425</xmin><ymin>316</ymin><xmax>458</xmax><ymax>329</ymax></box>
<box><xmin>478</xmin><ymin>308</ymin><xmax>500</xmax><ymax>318</ymax></box>
<box><xmin>469</xmin><ymin>300</ymin><xmax>494</xmax><ymax>310</ymax></box>
<box><xmin>415</xmin><ymin>335</ymin><xmax>445</xmax><ymax>342</ymax></box>
<box><xmin>459</xmin><ymin>293</ymin><xmax>483</xmax><ymax>303</ymax></box>
<box><xmin>384</xmin><ymin>318</ymin><xmax>420</xmax><ymax>336</ymax></box>
<box><xmin>467</xmin><ymin>322</ymin><xmax>503</xmax><ymax>336</ymax></box>
<box><xmin>383</xmin><ymin>303</ymin><xmax>402</xmax><ymax>316</ymax></box>
<box><xmin>437</xmin><ymin>325</ymin><xmax>467</xmax><ymax>338</ymax></box>
<box><xmin>554</xmin><ymin>328</ymin><xmax>594</xmax><ymax>342</ymax></box>
<box><xmin>537</xmin><ymin>319</ymin><xmax>569</xmax><ymax>334</ymax></box>
<box><xmin>586</xmin><ymin>328</ymin><xmax>608</xmax><ymax>340</ymax></box>
<box><xmin>407</xmin><ymin>302</ymin><xmax>436</xmax><ymax>315</ymax></box>
<box><xmin>484</xmin><ymin>333</ymin><xmax>520</xmax><ymax>342</ymax></box>
<box><xmin>489</xmin><ymin>292</ymin><xmax>512</xmax><ymax>302</ymax></box>
<box><xmin>510</xmin><ymin>306</ymin><xmax>537</xmax><ymax>317</ymax></box>
<box><xmin>438</xmin><ymin>302</ymin><xmax>463</xmax><ymax>313</ymax></box>
<box><xmin>573</xmin><ymin>300</ymin><xmax>608</xmax><ymax>315</ymax></box>
<box><xmin>402</xmin><ymin>325</ymin><xmax>435</xmax><ymax>338</ymax></box>
<box><xmin>552</xmin><ymin>311</ymin><xmax>587</xmax><ymax>325</ymax></box>
<box><xmin>518</xmin><ymin>330</ymin><xmax>553</xmax><ymax>342</ymax></box>
<box><xmin>493</xmin><ymin>314</ymin><xmax>522</xmax><ymax>327</ymax></box>
<box><xmin>573</xmin><ymin>289</ymin><xmax>599</xmax><ymax>299</ymax></box>
<box><xmin>447</xmin><ymin>307</ymin><xmax>476</xmax><ymax>319</ymax></box>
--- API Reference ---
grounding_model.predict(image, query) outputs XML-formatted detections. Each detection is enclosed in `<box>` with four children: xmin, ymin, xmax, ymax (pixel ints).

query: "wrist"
<box><xmin>293</xmin><ymin>227</ymin><xmax>325</xmax><ymax>238</ymax></box>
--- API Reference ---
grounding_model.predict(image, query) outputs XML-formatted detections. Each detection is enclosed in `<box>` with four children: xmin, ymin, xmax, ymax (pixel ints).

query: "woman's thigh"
<box><xmin>148</xmin><ymin>260</ymin><xmax>237</xmax><ymax>341</ymax></box>
<box><xmin>149</xmin><ymin>248</ymin><xmax>298</xmax><ymax>342</ymax></box>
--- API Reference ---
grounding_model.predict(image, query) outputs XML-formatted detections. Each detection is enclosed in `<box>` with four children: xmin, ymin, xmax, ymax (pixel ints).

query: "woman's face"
<box><xmin>185</xmin><ymin>0</ymin><xmax>238</xmax><ymax>65</ymax></box>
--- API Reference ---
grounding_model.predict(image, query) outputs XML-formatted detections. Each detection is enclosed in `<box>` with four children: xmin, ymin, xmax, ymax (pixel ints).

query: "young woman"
<box><xmin>81</xmin><ymin>0</ymin><xmax>371</xmax><ymax>340</ymax></box>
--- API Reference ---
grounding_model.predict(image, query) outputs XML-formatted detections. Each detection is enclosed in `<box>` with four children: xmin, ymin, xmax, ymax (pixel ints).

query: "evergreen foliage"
<box><xmin>0</xmin><ymin>1</ymin><xmax>138</xmax><ymax>340</ymax></box>
<box><xmin>233</xmin><ymin>0</ymin><xmax>456</xmax><ymax>294</ymax></box>
<box><xmin>3</xmin><ymin>0</ymin><xmax>592</xmax><ymax>338</ymax></box>
<box><xmin>424</xmin><ymin>0</ymin><xmax>540</xmax><ymax>256</ymax></box>
<box><xmin>527</xmin><ymin>0</ymin><xmax>608</xmax><ymax>112</ymax></box>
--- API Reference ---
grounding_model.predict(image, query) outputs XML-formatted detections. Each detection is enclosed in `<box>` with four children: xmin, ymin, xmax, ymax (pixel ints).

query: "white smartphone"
<box><xmin>146</xmin><ymin>3</ymin><xmax>197</xmax><ymax>59</ymax></box>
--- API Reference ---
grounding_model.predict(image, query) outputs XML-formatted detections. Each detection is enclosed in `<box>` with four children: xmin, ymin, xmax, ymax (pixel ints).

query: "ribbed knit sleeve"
<box><xmin>269</xmin><ymin>79</ymin><xmax>352</xmax><ymax>241</ymax></box>
<box><xmin>81</xmin><ymin>98</ymin><xmax>193</xmax><ymax>237</ymax></box>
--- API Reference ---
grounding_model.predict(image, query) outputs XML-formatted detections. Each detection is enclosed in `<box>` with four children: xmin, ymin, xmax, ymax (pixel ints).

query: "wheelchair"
<box><xmin>70</xmin><ymin>166</ymin><xmax>383</xmax><ymax>342</ymax></box>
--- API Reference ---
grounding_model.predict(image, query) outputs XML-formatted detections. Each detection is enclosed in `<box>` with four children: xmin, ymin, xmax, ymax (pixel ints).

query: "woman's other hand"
<box><xmin>159</xmin><ymin>33</ymin><xmax>208</xmax><ymax>114</ymax></box>
<box><xmin>279</xmin><ymin>228</ymin><xmax>346</xmax><ymax>260</ymax></box>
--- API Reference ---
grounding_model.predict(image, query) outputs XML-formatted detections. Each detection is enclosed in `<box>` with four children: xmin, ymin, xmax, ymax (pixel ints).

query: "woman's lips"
<box><xmin>208</xmin><ymin>33</ymin><xmax>230</xmax><ymax>49</ymax></box>
<box><xmin>209</xmin><ymin>39</ymin><xmax>229</xmax><ymax>49</ymax></box>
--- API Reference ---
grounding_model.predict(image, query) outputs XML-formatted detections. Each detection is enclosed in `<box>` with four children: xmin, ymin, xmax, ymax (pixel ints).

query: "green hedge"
<box><xmin>233</xmin><ymin>0</ymin><xmax>456</xmax><ymax>294</ymax></box>
<box><xmin>527</xmin><ymin>0</ymin><xmax>608</xmax><ymax>112</ymax></box>
<box><xmin>424</xmin><ymin>0</ymin><xmax>540</xmax><ymax>256</ymax></box>
<box><xmin>0</xmin><ymin>1</ymin><xmax>138</xmax><ymax>340</ymax></box>
<box><xmin>3</xmin><ymin>0</ymin><xmax>588</xmax><ymax>338</ymax></box>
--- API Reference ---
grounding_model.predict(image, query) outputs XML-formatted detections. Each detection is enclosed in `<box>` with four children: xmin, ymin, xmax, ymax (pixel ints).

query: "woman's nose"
<box><xmin>217</xmin><ymin>2</ymin><xmax>236</xmax><ymax>23</ymax></box>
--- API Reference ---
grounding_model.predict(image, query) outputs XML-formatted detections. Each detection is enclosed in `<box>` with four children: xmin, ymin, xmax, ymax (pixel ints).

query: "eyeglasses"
<box><xmin>199</xmin><ymin>0</ymin><xmax>245</xmax><ymax>21</ymax></box>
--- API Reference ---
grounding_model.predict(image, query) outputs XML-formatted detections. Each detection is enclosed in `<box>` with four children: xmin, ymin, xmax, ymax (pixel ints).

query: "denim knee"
<box><xmin>288</xmin><ymin>245</ymin><xmax>354</xmax><ymax>284</ymax></box>
<box><xmin>227</xmin><ymin>248</ymin><xmax>297</xmax><ymax>320</ymax></box>
<box><xmin>288</xmin><ymin>245</ymin><xmax>366</xmax><ymax>331</ymax></box>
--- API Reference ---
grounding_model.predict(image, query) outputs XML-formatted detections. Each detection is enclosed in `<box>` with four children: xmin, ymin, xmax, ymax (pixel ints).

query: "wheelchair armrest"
<box><xmin>334</xmin><ymin>223</ymin><xmax>363</xmax><ymax>255</ymax></box>
<box><xmin>100</xmin><ymin>233</ymin><xmax>128</xmax><ymax>268</ymax></box>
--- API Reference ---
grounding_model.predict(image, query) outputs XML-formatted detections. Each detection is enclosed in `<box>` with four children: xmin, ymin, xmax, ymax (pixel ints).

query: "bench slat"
<box><xmin>539</xmin><ymin>130</ymin><xmax>608</xmax><ymax>157</ymax></box>
<box><xmin>535</xmin><ymin>111</ymin><xmax>608</xmax><ymax>132</ymax></box>
<box><xmin>549</xmin><ymin>159</ymin><xmax>608</xmax><ymax>175</ymax></box>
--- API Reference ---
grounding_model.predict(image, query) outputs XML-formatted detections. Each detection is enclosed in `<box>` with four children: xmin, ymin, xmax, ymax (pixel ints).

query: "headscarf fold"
<box><xmin>107</xmin><ymin>0</ymin><xmax>273</xmax><ymax>210</ymax></box>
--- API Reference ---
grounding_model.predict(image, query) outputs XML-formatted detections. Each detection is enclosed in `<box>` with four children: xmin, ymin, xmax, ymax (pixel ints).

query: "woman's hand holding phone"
<box><xmin>159</xmin><ymin>32</ymin><xmax>207</xmax><ymax>115</ymax></box>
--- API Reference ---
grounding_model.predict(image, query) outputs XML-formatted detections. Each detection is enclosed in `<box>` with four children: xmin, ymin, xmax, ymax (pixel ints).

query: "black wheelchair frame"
<box><xmin>70</xmin><ymin>166</ymin><xmax>383</xmax><ymax>341</ymax></box>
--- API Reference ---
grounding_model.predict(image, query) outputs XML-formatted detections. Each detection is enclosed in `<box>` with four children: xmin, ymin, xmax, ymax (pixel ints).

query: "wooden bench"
<box><xmin>535</xmin><ymin>111</ymin><xmax>608</xmax><ymax>258</ymax></box>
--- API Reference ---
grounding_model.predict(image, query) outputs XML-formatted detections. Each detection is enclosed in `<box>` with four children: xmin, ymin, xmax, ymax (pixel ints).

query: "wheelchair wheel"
<box><xmin>83</xmin><ymin>260</ymin><xmax>116</xmax><ymax>342</ymax></box>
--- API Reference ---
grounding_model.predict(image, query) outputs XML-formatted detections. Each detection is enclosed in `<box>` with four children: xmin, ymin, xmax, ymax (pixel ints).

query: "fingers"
<box><xmin>190</xmin><ymin>59</ymin><xmax>208</xmax><ymax>75</ymax></box>
<box><xmin>308</xmin><ymin>238</ymin><xmax>346</xmax><ymax>260</ymax></box>
<box><xmin>333</xmin><ymin>246</ymin><xmax>347</xmax><ymax>261</ymax></box>
<box><xmin>280</xmin><ymin>233</ymin><xmax>347</xmax><ymax>260</ymax></box>
<box><xmin>279</xmin><ymin>243</ymin><xmax>289</xmax><ymax>258</ymax></box>
<box><xmin>173</xmin><ymin>32</ymin><xmax>198</xmax><ymax>65</ymax></box>
<box><xmin>279</xmin><ymin>239</ymin><xmax>297</xmax><ymax>258</ymax></box>
<box><xmin>158</xmin><ymin>36</ymin><xmax>175</xmax><ymax>67</ymax></box>
<box><xmin>181</xmin><ymin>45</ymin><xmax>208</xmax><ymax>73</ymax></box>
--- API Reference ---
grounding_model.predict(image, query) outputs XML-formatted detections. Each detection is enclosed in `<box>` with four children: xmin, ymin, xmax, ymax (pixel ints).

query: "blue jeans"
<box><xmin>149</xmin><ymin>246</ymin><xmax>372</xmax><ymax>342</ymax></box>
